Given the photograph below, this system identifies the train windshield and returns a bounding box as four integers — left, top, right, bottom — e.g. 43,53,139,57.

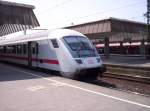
63,36,98,58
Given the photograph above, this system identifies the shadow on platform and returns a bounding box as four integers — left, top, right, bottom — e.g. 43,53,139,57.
0,62,56,82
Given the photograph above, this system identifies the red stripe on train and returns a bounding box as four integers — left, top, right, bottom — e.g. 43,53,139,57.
0,55,59,65
43,59,59,64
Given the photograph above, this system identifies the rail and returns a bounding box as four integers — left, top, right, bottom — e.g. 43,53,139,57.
102,64,150,84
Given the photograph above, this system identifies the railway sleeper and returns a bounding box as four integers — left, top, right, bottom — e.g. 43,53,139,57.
103,72,150,84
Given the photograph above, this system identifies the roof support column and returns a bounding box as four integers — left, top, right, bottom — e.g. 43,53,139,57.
146,0,150,59
104,37,109,58
140,39,145,56
120,41,124,54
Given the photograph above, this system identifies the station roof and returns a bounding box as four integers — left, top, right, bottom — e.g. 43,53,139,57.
65,17,147,42
0,1,40,36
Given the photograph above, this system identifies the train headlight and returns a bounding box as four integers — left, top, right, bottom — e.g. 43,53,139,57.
96,58,101,63
75,59,83,64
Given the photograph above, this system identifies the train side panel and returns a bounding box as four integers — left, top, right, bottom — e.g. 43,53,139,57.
31,39,60,71
53,38,78,78
0,43,28,65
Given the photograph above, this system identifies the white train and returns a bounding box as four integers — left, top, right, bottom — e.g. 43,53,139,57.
0,29,106,79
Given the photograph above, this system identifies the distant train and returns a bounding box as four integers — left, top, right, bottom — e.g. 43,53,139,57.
0,29,106,79
96,42,142,55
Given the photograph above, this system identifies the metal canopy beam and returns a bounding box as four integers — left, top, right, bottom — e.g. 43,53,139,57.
0,1,40,36
65,17,147,42
65,17,147,34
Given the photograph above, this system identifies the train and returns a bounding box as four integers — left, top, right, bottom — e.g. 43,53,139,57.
0,29,106,79
96,42,141,55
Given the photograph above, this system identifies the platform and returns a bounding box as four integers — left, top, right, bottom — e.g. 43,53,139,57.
0,62,150,111
101,55,150,68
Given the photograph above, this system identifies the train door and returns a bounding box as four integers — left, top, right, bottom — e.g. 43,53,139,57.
28,41,39,68
31,42,39,68
28,41,32,67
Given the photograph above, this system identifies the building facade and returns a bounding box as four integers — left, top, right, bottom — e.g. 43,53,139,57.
65,17,147,57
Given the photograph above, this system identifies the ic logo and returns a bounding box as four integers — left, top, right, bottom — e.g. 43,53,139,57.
87,59,94,64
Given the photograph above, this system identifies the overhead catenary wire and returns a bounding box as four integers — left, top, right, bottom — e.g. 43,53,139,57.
33,0,146,29
48,1,146,27
37,0,73,15
38,1,145,17
65,1,146,23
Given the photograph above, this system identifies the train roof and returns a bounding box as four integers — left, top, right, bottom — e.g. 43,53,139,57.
0,29,85,45
49,29,85,39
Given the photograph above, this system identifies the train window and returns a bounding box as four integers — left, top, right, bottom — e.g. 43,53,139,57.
3,46,6,53
5,46,8,53
32,47,36,54
51,39,59,48
17,45,19,54
32,44,36,54
36,43,39,54
63,36,98,58
31,42,38,54
9,46,12,53
64,36,93,51
12,45,16,54
0,46,3,53
23,44,27,54
6,46,11,53
21,45,23,54
17,45,22,54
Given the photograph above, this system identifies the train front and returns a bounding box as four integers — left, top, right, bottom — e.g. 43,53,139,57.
62,35,106,79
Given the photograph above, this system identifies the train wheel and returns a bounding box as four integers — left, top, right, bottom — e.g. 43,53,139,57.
77,71,99,80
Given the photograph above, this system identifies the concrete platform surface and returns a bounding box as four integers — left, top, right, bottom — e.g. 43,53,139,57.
0,63,150,111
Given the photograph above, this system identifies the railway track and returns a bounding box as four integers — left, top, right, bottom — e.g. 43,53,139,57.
101,64,150,84
102,72,150,84
93,64,150,96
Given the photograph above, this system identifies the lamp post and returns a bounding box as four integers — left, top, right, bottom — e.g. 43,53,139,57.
145,0,150,59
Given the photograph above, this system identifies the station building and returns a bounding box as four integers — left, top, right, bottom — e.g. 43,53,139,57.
65,17,147,57
0,1,39,36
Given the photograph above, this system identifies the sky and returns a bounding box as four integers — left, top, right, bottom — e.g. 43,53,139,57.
4,0,147,30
